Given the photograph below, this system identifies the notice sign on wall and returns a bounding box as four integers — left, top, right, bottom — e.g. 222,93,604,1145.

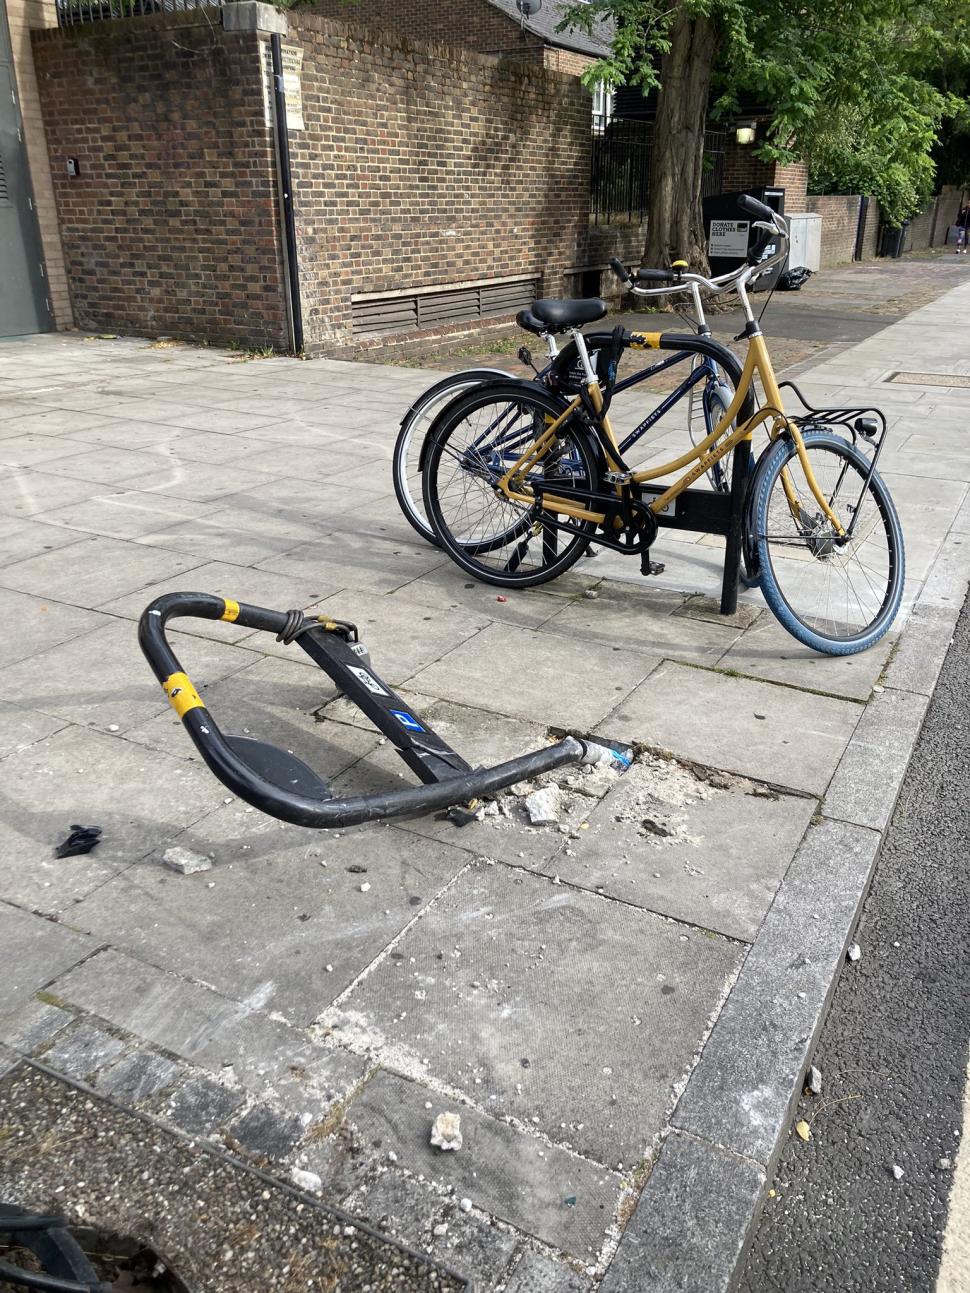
708,219,749,258
262,43,305,131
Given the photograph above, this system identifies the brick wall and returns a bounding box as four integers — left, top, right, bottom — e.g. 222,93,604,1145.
285,13,592,354
32,12,288,347
721,142,808,210
297,0,543,58
906,191,964,250
5,0,72,327
804,195,862,266
543,47,596,76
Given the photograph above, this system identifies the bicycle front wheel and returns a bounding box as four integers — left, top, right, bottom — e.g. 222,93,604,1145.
423,384,600,588
393,368,514,545
751,430,904,654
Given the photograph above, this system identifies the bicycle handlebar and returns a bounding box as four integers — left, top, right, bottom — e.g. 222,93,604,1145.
138,593,587,829
737,193,779,224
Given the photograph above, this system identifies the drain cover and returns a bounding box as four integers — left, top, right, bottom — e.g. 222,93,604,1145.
888,371,970,388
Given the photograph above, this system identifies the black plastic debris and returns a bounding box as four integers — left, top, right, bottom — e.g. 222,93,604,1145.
778,266,814,290
54,825,103,859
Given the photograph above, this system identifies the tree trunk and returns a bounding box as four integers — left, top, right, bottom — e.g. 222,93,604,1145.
643,6,718,272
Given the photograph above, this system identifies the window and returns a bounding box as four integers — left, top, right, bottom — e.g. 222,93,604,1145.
592,80,613,133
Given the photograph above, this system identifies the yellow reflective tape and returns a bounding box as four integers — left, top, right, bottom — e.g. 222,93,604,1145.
629,331,662,350
221,598,240,623
163,672,205,719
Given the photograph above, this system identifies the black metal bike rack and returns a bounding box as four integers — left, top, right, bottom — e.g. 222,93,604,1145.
138,593,587,829
639,332,758,616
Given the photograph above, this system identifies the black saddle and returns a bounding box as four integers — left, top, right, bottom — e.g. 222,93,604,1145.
529,298,608,333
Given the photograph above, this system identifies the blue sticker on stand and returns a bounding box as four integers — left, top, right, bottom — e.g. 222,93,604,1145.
390,709,425,733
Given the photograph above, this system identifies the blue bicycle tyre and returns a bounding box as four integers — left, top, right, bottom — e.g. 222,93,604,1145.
751,430,904,655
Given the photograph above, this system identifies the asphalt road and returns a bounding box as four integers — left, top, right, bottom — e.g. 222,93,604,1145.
740,588,970,1292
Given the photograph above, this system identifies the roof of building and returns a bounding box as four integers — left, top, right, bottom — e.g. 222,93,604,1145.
485,0,613,58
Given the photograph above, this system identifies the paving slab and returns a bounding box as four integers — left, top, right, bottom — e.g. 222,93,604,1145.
0,516,86,565
68,418,196,448
0,902,97,1013
0,586,109,671
345,1169,519,1289
503,1250,594,1293
391,564,584,630
119,461,285,503
540,580,741,665
408,622,658,730
0,724,224,914
342,1069,621,1259
96,558,343,641
611,661,861,796
672,817,880,1164
256,532,446,594
0,701,70,759
0,534,200,607
122,652,364,768
0,470,120,518
42,443,172,484
716,615,895,702
95,1047,181,1103
0,999,74,1053
821,686,929,833
39,489,211,540
162,1073,245,1135
50,948,367,1118
69,818,470,1025
42,1020,127,1082
547,755,816,942
882,602,959,697
0,618,259,734
321,862,742,1169
599,1131,765,1293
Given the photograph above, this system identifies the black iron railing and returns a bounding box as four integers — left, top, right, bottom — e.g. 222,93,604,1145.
591,122,727,224
56,0,221,27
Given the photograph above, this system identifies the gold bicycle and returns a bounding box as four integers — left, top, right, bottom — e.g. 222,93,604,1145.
422,196,904,656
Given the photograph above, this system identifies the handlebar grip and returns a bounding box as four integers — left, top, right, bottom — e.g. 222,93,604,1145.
636,268,675,284
609,257,633,285
738,193,778,224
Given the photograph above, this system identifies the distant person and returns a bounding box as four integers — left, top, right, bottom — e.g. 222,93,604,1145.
956,202,970,254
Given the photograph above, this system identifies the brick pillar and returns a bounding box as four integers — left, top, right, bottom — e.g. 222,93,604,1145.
5,0,73,327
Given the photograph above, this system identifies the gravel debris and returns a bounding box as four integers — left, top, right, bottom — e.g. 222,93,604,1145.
0,1067,465,1292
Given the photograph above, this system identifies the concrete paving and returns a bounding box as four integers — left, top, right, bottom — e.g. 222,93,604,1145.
1,263,969,1290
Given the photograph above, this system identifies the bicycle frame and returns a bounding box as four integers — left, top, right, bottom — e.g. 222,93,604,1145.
497,328,846,537
463,348,722,477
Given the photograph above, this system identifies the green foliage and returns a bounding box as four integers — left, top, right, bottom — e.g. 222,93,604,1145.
561,0,970,223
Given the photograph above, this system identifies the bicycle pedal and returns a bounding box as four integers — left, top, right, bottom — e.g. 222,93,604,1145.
643,560,666,576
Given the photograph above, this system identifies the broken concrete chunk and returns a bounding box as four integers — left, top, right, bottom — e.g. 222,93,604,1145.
290,1168,323,1193
891,1164,904,1180
430,1111,462,1151
524,785,561,827
806,1065,823,1095
162,846,212,875
847,943,862,963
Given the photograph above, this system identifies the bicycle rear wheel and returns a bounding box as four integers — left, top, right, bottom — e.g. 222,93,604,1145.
423,384,600,588
751,430,904,654
393,368,512,545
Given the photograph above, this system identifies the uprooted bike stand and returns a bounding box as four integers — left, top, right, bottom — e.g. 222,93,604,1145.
139,592,601,829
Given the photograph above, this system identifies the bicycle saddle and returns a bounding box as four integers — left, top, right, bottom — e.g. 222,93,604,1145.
530,298,608,332
515,308,547,335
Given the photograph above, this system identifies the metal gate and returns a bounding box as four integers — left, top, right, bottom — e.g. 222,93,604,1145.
0,5,54,337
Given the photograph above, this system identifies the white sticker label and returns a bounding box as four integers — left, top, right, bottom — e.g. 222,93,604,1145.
708,219,750,258
348,665,387,696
